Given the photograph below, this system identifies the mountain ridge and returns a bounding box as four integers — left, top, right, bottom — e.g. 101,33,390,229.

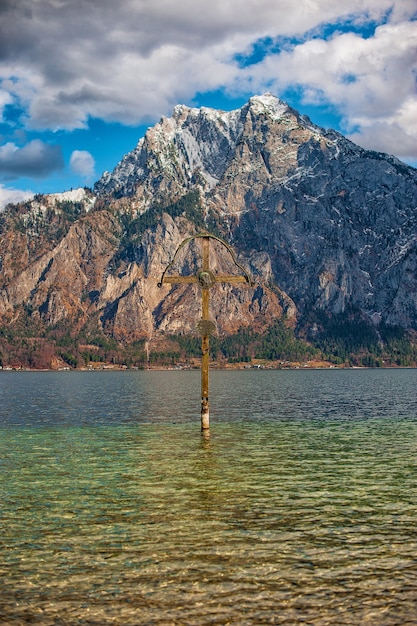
0,94,416,368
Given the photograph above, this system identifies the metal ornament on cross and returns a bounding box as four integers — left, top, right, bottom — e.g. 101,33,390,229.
158,233,253,431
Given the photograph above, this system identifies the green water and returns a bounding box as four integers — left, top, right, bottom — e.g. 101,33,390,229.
1,370,416,624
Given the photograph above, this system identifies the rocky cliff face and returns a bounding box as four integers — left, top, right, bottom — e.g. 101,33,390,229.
95,93,417,330
1,94,416,361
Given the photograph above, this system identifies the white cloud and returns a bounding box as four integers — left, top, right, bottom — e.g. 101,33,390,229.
0,0,416,160
347,93,417,162
1,0,413,124
0,140,64,179
240,20,417,159
70,150,95,179
0,184,33,210
348,122,417,162
0,89,13,119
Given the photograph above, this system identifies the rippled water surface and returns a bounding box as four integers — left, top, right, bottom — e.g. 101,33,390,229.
1,369,416,625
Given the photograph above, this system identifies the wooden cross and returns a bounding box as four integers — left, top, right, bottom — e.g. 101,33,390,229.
158,233,253,430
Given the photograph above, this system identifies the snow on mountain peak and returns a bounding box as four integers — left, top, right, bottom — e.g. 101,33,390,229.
93,94,306,200
249,93,289,119
172,103,198,121
48,188,89,203
45,187,96,211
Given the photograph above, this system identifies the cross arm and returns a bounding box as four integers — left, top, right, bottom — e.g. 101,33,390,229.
215,275,250,284
159,275,198,285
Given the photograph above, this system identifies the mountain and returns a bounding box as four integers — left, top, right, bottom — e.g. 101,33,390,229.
1,94,416,368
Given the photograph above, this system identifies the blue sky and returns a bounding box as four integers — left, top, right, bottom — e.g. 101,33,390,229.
0,0,416,208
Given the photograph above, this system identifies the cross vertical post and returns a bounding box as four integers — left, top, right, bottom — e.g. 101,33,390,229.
158,233,253,431
201,236,210,429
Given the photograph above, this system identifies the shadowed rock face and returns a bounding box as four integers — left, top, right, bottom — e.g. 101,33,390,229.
1,94,417,345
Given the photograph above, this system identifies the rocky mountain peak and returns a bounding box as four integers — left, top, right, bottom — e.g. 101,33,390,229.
94,93,327,207
1,94,416,369
247,92,290,118
91,93,417,333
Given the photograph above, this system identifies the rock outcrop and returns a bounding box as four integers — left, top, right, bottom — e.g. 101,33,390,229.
1,94,416,358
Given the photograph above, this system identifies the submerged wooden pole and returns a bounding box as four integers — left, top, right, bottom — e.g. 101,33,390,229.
201,237,210,430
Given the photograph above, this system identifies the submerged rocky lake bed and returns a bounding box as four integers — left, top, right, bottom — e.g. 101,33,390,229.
1,369,416,625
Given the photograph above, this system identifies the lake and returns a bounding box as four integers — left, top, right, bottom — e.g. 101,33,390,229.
1,369,416,625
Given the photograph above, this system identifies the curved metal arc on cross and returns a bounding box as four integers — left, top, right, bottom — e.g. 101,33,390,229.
157,233,254,288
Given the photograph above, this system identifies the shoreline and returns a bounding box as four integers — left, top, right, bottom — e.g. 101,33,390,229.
1,362,416,372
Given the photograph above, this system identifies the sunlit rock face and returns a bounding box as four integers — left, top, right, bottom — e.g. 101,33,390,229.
1,94,416,345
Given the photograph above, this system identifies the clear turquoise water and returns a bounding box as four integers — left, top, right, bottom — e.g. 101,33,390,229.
1,370,416,624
